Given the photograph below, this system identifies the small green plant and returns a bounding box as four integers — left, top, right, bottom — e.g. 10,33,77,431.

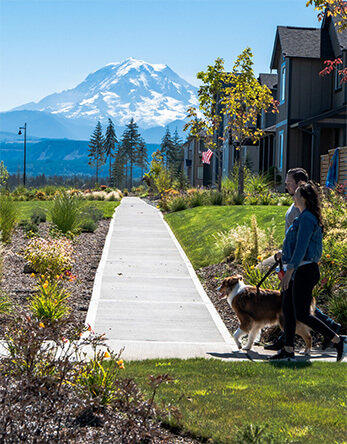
210,190,224,205
0,194,19,243
19,220,39,237
30,207,47,224
80,218,98,232
235,423,289,444
24,236,75,278
243,264,279,290
76,347,125,407
82,205,103,222
214,215,274,266
50,191,83,234
189,191,205,207
327,287,347,326
168,196,188,212
0,291,13,315
30,278,70,321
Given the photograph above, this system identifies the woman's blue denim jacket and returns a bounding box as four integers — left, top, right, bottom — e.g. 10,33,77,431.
282,208,322,271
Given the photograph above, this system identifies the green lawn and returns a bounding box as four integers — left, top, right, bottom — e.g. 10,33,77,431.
16,200,119,220
123,358,347,444
165,205,288,268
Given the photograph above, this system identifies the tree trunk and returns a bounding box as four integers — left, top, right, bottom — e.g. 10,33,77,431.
217,140,222,192
238,145,244,197
96,156,99,186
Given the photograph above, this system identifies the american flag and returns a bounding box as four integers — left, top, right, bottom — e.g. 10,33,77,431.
202,149,213,164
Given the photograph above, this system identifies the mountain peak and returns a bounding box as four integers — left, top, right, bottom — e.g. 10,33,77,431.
12,58,197,129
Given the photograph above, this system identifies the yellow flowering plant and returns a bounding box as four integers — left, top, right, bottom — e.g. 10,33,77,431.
30,277,70,321
24,236,75,279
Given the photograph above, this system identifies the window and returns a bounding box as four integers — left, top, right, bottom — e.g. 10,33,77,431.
278,130,284,172
280,61,286,103
197,166,203,180
198,139,204,153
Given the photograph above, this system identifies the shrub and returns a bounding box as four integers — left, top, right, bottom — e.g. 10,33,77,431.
19,220,39,237
0,194,19,243
327,287,347,326
214,215,276,266
50,191,83,233
24,236,75,278
0,241,3,279
189,191,205,207
30,278,70,321
243,264,279,290
30,207,47,224
80,219,98,232
168,196,188,212
82,205,104,223
210,190,224,205
35,190,46,200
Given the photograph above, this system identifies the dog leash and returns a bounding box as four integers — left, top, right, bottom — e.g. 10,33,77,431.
256,254,283,294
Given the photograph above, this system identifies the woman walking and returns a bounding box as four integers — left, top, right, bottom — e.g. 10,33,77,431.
269,182,346,362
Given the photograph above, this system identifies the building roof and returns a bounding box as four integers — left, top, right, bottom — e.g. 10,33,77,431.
259,73,277,89
270,26,334,69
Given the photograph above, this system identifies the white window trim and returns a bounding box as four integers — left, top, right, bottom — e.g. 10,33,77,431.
280,61,286,104
278,130,284,172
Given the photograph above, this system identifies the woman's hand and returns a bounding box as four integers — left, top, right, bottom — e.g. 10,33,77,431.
275,251,282,261
281,269,294,291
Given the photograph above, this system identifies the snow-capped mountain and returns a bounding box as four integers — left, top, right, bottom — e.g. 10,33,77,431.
13,58,198,129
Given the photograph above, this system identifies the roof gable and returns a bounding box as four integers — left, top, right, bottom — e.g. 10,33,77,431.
270,25,334,69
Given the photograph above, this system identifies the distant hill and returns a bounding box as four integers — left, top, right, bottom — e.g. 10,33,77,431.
0,110,187,144
0,139,160,178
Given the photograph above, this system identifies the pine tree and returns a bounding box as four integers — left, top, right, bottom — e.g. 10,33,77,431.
160,126,174,169
104,119,118,186
120,119,145,189
88,121,105,185
111,144,126,189
171,128,183,176
137,139,149,179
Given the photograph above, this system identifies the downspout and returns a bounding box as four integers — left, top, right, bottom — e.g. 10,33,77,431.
286,58,292,174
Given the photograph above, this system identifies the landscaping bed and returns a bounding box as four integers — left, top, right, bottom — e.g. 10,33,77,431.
1,220,111,335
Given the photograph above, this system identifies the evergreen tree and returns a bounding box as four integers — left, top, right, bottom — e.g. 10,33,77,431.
111,144,126,189
88,121,105,185
160,126,174,169
137,139,149,179
171,128,184,176
120,118,145,189
104,118,118,186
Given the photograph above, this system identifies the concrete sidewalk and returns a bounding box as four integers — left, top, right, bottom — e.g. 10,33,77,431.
85,197,340,362
86,197,236,360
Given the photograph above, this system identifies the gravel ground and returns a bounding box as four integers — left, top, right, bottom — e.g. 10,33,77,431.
0,220,200,444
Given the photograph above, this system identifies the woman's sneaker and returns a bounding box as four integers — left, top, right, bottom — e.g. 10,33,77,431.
335,336,347,362
268,349,296,362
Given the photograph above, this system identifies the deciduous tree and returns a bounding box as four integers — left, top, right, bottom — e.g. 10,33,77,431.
223,47,278,196
184,58,227,191
307,0,347,82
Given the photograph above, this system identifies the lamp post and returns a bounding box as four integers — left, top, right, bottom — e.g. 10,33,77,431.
18,123,27,187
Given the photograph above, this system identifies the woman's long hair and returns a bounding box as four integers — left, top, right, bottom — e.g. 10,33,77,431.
297,181,324,230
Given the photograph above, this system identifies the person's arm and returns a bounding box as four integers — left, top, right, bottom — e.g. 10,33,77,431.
286,214,316,271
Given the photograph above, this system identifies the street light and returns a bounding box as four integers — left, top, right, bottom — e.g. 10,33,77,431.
18,123,27,187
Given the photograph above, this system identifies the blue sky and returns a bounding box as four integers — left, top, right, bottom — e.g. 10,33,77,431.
0,0,321,112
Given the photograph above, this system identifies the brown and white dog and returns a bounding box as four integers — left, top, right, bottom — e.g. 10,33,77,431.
218,274,312,353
